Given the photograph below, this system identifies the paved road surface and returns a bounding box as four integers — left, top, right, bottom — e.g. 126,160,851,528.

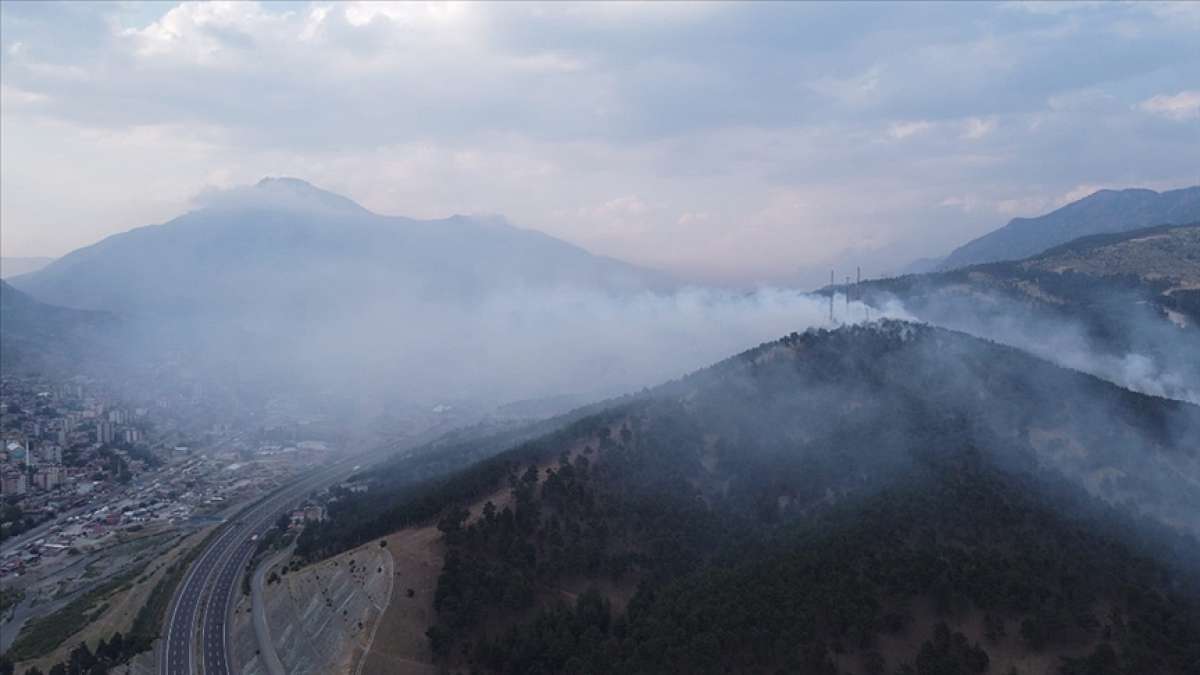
159,453,374,675
160,428,447,675
161,518,247,675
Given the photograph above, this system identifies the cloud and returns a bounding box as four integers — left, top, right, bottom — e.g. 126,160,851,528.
1,2,1198,284
1057,183,1106,205
121,2,277,64
888,120,934,140
961,117,997,140
1138,91,1200,121
0,85,49,106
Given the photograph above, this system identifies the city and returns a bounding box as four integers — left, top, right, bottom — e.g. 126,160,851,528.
0,372,339,669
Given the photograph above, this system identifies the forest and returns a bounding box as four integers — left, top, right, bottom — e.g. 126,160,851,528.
300,322,1200,674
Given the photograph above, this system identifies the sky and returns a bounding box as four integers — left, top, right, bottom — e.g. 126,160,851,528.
2,1,1198,287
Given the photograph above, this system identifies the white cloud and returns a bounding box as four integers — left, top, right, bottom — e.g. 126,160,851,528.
1138,90,1200,121
121,1,282,65
1,1,1197,285
339,1,472,29
961,117,997,140
938,196,979,213
1000,1,1105,16
1057,183,1105,206
809,65,883,108
0,85,49,106
888,120,933,140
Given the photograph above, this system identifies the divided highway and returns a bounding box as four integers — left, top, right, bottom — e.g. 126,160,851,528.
159,456,366,675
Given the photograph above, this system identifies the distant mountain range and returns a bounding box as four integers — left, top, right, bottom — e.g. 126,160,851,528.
9,177,669,316
872,222,1200,322
930,186,1200,271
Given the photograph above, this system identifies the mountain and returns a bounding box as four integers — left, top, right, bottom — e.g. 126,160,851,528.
0,257,54,279
936,186,1200,271
294,321,1200,675
0,280,115,373
843,223,1200,405
10,177,669,316
5,178,677,405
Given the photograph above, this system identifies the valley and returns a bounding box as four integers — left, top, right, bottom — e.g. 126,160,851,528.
6,183,1200,675
4,7,1199,671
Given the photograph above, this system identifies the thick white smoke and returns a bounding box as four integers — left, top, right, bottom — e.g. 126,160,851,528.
286,287,889,407
872,294,1200,406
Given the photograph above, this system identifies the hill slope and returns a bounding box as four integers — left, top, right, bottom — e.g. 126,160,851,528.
11,177,668,316
296,321,1200,675
0,280,116,372
938,186,1200,270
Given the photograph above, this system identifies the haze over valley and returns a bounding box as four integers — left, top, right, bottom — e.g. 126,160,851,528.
2,3,1199,675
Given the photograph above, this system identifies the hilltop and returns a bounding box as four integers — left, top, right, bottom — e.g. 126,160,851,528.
293,321,1200,674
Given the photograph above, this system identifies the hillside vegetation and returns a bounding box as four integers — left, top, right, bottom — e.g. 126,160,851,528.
841,223,1200,405
299,322,1200,675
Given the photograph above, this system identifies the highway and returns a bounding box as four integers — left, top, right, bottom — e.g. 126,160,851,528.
159,456,366,675
159,423,459,675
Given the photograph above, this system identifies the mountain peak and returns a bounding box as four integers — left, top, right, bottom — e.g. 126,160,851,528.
255,176,320,192
196,177,370,215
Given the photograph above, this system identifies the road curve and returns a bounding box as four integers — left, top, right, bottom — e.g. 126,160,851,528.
161,517,246,675
160,454,370,675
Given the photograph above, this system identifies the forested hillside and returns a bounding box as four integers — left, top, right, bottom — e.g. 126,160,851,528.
859,223,1200,331
838,223,1200,405
298,321,1200,674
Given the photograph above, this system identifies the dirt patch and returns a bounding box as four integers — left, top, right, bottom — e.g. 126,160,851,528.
357,527,442,675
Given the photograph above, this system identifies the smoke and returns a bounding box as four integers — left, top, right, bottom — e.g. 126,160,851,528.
115,264,1200,417
869,290,1200,406
277,286,891,407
